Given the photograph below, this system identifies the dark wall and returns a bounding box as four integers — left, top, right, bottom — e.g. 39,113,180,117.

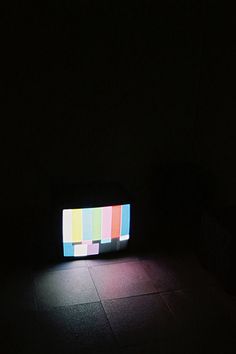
193,2,236,208
4,1,233,265
192,3,236,290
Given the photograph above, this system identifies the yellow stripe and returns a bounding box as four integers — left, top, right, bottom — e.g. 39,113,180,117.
72,209,82,243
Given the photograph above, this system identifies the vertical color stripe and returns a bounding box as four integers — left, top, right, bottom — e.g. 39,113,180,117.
63,209,72,243
111,205,121,239
92,207,102,241
72,209,82,243
102,206,112,241
121,204,130,236
83,208,92,241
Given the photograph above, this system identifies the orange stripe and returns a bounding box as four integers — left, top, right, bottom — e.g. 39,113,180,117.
111,205,121,239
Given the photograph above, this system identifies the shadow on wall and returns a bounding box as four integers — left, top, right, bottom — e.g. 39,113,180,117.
148,161,214,251
146,161,236,294
199,206,236,294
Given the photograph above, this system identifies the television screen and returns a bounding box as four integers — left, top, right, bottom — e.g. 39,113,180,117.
62,204,130,257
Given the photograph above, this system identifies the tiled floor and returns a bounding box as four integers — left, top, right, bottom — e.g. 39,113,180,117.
103,293,174,346
1,251,236,354
34,267,99,309
90,261,156,300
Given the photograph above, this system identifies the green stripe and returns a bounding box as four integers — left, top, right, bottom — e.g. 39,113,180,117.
92,207,101,241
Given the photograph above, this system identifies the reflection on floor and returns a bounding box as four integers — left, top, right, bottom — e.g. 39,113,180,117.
1,251,236,354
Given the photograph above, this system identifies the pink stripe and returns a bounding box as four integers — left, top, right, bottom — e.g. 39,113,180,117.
102,206,112,240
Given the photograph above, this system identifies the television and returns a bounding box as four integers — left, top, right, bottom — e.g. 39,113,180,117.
62,204,130,257
51,181,132,260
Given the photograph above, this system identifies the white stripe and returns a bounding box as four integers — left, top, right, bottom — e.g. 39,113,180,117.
62,209,73,243
120,235,129,241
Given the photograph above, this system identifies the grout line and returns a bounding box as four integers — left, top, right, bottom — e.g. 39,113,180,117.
88,266,121,348
100,300,121,348
87,266,101,302
101,291,158,303
100,289,183,303
33,285,217,313
38,290,173,311
98,284,215,303
159,293,177,319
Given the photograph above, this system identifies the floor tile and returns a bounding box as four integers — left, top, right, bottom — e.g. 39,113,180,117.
103,293,174,346
36,302,117,353
89,261,156,300
161,288,236,354
34,267,99,310
66,302,116,349
141,253,217,292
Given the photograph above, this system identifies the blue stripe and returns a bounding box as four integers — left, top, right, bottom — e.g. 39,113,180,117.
121,204,130,236
63,243,74,257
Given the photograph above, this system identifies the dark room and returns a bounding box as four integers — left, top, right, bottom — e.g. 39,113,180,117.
1,1,236,353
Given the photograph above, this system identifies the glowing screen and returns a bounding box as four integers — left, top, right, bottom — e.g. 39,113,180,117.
63,204,130,257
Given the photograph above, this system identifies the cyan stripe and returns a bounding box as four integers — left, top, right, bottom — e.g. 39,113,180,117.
63,243,74,257
121,204,130,236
